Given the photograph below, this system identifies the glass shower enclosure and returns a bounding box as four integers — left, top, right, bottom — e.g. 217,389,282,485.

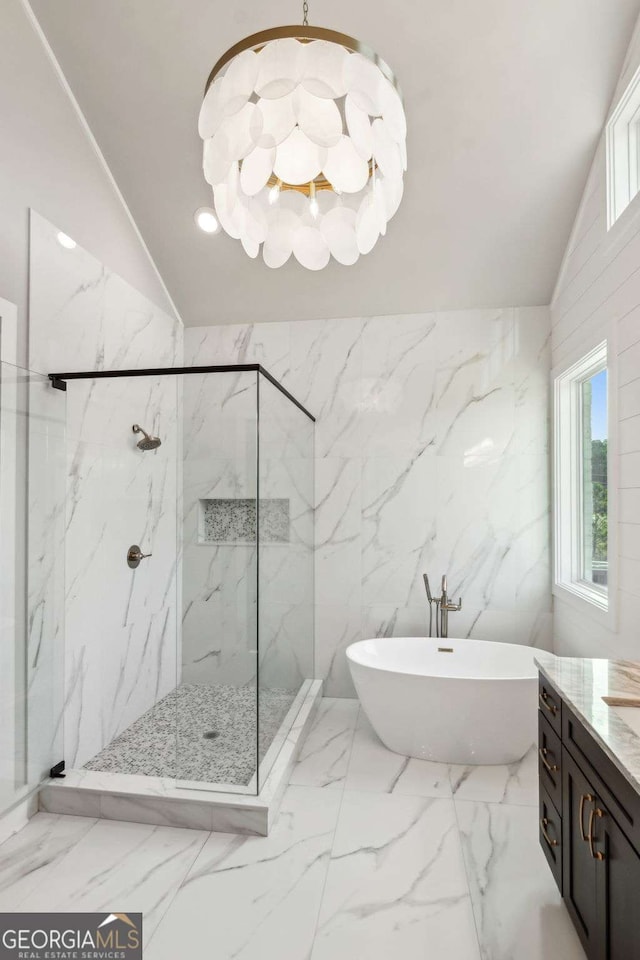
0,362,314,811
0,361,66,819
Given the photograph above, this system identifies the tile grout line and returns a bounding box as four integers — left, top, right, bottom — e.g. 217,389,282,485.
450,795,484,959
306,703,361,958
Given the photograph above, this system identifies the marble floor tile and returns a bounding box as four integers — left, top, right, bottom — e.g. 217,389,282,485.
288,698,359,789
311,790,481,960
345,712,451,797
145,785,342,960
448,743,538,806
4,817,207,941
456,800,586,960
0,813,97,910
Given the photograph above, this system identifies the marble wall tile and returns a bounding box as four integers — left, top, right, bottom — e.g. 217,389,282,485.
359,313,437,457
315,459,362,609
29,213,183,771
184,320,292,382
288,317,364,458
182,365,314,717
361,451,437,607
186,306,552,697
314,605,361,697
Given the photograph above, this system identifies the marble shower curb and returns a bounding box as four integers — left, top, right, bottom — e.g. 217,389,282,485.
39,680,323,835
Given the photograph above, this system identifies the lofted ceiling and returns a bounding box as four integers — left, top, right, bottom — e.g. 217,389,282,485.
29,0,640,326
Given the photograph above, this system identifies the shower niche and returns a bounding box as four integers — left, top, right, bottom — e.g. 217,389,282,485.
15,213,318,833
199,498,290,544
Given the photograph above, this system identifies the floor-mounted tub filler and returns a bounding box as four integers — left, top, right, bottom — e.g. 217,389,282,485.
347,636,539,765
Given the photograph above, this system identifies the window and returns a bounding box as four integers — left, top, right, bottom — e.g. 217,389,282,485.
553,341,613,617
581,368,608,587
607,64,640,227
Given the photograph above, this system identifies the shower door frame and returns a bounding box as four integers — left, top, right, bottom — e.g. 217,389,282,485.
49,363,315,798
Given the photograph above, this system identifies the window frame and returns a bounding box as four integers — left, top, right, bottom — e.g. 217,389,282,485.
552,336,617,628
607,62,640,229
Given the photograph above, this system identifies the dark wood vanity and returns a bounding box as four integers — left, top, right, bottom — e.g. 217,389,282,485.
538,671,640,959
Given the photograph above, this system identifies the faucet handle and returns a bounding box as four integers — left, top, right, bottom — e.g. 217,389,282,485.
423,573,433,603
452,597,462,612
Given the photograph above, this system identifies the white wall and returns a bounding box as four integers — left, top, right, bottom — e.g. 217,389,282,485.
551,17,640,660
0,0,177,366
186,306,551,697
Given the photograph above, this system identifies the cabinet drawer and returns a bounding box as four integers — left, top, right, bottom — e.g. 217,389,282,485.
540,784,562,893
538,675,562,735
538,712,562,814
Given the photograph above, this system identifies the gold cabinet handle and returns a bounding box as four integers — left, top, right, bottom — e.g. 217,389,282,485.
588,807,606,861
540,817,558,848
539,746,559,775
579,793,595,841
539,691,558,716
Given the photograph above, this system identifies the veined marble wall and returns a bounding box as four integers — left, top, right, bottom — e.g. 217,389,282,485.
181,370,314,702
185,307,551,697
182,371,258,689
29,212,183,768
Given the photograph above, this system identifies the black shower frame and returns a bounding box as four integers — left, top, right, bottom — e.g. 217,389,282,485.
48,364,315,423
48,362,315,795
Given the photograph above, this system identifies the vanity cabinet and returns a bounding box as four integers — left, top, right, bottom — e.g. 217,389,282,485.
538,672,640,960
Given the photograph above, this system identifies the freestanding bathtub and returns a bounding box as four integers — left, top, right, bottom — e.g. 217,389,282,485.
346,636,539,765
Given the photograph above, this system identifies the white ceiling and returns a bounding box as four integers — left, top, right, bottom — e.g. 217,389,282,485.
30,0,640,326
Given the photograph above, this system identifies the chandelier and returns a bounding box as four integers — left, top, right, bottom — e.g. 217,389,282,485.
198,2,407,270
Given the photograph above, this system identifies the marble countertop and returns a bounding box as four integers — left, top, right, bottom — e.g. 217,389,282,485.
535,654,640,795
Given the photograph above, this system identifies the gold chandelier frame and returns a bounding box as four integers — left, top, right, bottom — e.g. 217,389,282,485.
204,24,403,101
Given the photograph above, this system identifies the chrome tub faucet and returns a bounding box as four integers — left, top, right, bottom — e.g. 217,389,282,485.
423,573,462,639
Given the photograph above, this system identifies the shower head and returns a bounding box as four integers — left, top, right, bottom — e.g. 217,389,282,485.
132,424,161,451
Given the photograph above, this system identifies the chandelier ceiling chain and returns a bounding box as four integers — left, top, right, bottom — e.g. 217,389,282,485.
198,14,407,269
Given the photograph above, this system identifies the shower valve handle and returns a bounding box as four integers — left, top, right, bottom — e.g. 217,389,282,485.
127,544,152,569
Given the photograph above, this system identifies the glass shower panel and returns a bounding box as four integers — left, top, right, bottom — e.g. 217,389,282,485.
65,373,180,779
179,370,259,793
0,363,66,817
257,373,314,789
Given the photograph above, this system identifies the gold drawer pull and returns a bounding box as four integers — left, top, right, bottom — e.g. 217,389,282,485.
579,793,595,841
540,817,558,848
539,691,558,716
539,746,559,775
588,807,606,861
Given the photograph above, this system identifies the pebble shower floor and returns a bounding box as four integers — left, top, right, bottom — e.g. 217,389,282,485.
84,682,296,785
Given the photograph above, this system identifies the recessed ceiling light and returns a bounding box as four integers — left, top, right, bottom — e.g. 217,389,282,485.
56,231,77,249
194,207,219,234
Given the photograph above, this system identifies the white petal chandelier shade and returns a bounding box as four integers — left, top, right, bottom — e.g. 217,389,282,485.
198,25,407,270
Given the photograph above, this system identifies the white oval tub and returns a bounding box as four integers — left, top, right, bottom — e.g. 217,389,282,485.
346,636,539,765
